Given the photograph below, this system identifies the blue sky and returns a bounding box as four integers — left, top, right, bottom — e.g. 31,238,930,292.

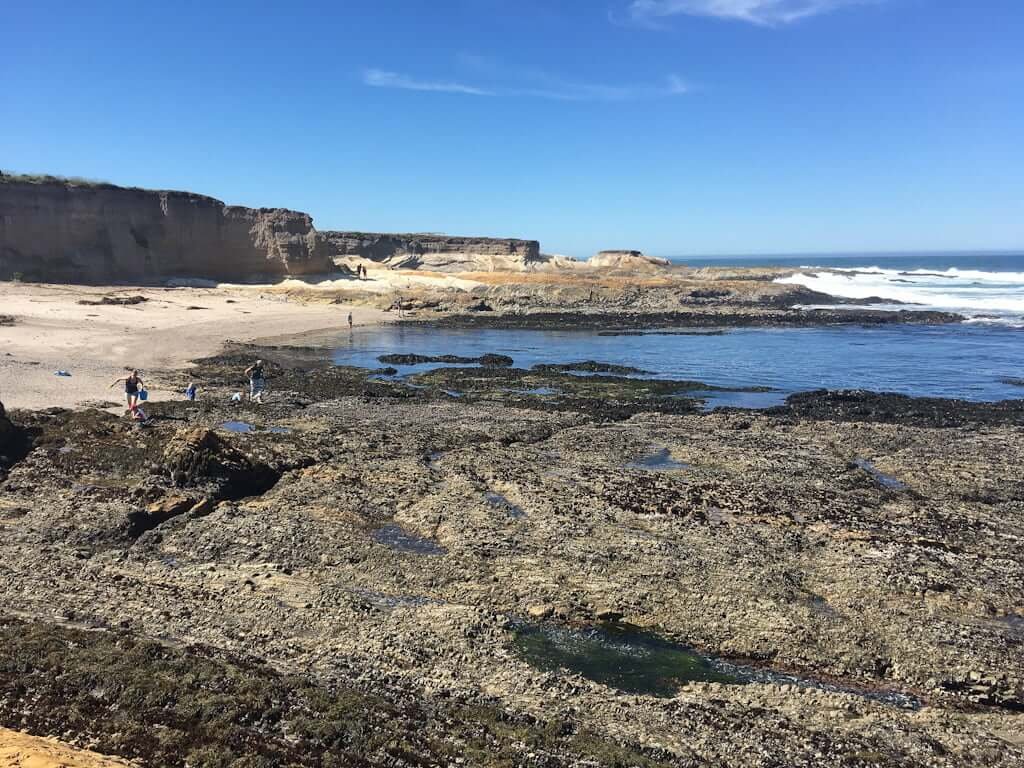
4,0,1023,257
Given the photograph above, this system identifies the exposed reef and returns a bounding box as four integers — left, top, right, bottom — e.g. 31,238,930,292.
420,308,964,330
1,350,1022,766
378,353,514,367
532,360,651,375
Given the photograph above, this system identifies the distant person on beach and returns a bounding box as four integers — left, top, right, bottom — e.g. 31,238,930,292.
185,382,197,401
245,359,266,404
347,311,353,330
110,369,144,415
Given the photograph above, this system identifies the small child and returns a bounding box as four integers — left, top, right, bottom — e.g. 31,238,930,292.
185,382,197,401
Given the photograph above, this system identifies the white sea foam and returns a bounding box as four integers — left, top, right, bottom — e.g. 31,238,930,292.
819,266,1024,282
776,267,1024,319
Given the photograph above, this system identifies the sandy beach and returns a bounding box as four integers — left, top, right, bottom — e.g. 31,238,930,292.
0,282,390,411
0,727,136,767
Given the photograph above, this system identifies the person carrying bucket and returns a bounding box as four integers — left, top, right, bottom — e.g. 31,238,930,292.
110,369,145,416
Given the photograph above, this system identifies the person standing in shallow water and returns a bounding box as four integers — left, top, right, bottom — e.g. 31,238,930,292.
347,311,353,330
245,359,266,404
110,369,144,415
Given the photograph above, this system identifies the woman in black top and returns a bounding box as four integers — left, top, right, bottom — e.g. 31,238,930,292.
110,369,144,414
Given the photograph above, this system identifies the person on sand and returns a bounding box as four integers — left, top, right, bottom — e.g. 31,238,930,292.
347,311,353,330
245,359,266,404
185,382,197,401
110,369,144,415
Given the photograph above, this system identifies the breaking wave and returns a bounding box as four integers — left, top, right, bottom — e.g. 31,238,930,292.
775,266,1024,321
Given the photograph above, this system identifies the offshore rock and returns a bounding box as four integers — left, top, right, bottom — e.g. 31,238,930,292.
0,176,333,283
377,353,514,367
589,250,671,271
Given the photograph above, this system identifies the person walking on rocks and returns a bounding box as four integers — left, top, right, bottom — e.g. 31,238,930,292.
110,369,144,415
245,359,266,404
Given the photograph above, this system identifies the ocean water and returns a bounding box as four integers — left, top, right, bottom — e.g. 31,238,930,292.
672,251,1024,273
333,324,1024,402
680,251,1024,325
331,252,1024,403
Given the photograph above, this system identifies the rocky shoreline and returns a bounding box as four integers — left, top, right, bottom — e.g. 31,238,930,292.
414,307,965,331
1,348,1022,766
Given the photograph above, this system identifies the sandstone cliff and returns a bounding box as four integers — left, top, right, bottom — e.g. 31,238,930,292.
0,175,333,283
321,231,542,272
588,250,671,272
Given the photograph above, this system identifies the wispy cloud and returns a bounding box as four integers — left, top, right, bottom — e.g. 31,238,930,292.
626,0,869,27
362,69,492,96
363,64,690,101
514,73,690,101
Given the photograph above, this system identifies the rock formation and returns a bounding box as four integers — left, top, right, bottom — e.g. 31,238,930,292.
0,173,686,282
0,175,333,283
321,231,541,272
0,401,31,474
589,250,671,271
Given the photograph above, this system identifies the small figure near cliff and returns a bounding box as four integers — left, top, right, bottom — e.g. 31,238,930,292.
245,360,266,404
185,382,198,401
110,369,144,415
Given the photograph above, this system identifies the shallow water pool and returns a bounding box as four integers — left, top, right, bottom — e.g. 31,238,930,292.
333,325,1024,402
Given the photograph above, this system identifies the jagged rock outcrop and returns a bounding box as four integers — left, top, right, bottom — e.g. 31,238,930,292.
321,231,541,272
0,176,334,283
0,401,32,473
589,250,671,271
162,427,280,499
